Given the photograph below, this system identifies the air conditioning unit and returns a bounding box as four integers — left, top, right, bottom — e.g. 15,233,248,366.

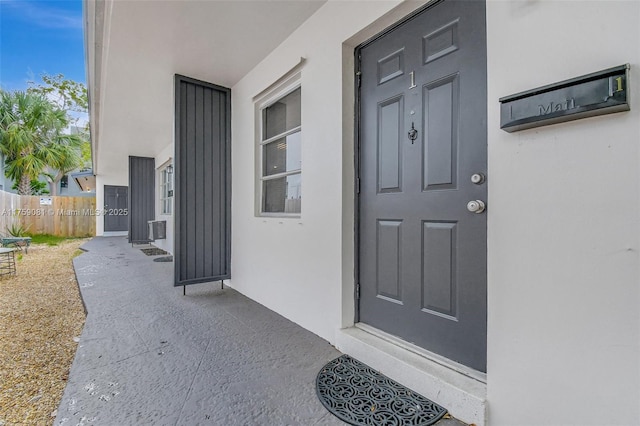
148,220,167,241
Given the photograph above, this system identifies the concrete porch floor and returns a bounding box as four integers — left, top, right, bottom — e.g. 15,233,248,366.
56,237,465,425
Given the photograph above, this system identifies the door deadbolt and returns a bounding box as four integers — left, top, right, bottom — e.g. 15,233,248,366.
471,173,485,184
467,200,486,214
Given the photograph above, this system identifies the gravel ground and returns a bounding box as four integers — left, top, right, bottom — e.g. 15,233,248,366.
0,240,87,425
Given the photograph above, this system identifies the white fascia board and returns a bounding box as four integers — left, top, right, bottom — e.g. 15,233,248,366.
84,0,113,176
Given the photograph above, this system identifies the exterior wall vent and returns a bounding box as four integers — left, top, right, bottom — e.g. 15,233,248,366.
148,220,167,241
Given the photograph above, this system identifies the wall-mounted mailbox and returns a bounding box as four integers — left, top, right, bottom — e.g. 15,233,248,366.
500,64,630,132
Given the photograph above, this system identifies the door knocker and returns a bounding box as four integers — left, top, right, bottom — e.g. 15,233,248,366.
408,122,418,144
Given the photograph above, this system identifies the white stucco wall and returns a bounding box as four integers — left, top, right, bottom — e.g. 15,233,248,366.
229,1,414,343
486,1,640,425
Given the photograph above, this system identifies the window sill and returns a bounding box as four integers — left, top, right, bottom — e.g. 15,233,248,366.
259,213,301,219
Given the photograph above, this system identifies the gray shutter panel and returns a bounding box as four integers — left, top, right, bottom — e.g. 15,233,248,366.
174,75,231,286
128,156,155,243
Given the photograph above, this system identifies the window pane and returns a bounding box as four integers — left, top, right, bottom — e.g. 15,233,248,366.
263,87,301,140
263,131,301,177
163,199,171,215
262,174,301,214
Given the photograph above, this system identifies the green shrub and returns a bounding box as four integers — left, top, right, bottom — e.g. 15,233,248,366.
7,223,31,237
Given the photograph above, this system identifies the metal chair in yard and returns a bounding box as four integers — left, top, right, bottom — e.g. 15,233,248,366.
0,233,31,254
0,247,16,276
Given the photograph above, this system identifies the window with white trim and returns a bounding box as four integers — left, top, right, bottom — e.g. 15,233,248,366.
160,165,173,215
259,86,301,215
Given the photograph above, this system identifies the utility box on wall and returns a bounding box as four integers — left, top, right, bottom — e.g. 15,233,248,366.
148,220,166,241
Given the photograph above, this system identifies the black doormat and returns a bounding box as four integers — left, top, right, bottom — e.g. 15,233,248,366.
316,355,447,426
153,256,173,262
141,248,167,256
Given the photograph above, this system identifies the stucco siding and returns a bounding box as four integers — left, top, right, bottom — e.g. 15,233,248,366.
486,1,640,424
229,0,407,344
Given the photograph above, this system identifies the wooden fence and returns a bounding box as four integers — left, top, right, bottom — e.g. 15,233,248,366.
0,191,22,234
0,191,96,237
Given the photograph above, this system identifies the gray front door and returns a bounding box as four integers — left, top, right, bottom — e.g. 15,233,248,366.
358,0,487,372
104,185,128,232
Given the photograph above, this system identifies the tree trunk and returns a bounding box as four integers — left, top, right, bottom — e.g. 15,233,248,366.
48,178,59,196
18,174,32,195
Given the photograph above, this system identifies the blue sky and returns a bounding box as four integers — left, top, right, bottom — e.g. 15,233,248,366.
0,0,85,91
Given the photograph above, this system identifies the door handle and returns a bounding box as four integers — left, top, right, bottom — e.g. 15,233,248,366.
467,200,486,214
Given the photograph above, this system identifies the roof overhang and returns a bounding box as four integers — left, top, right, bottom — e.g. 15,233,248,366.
83,0,326,176
71,169,96,192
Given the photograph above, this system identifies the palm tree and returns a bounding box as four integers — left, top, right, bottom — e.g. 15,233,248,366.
0,90,83,195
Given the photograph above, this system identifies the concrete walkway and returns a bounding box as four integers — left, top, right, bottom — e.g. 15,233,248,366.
56,237,463,425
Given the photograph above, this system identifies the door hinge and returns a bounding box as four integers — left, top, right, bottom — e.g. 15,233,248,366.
355,283,361,300
356,71,362,88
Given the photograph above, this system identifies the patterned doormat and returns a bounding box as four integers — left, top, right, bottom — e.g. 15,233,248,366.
316,355,447,426
141,248,167,256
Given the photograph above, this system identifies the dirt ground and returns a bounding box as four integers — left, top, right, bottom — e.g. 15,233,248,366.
0,240,87,425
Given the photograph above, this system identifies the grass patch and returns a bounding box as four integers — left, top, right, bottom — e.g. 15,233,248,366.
27,234,77,246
